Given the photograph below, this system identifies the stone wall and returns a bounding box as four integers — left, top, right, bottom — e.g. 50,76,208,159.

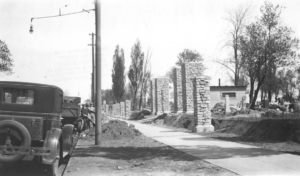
182,62,204,113
193,77,214,133
155,77,170,114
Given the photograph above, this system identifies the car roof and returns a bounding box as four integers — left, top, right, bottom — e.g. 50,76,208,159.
0,81,63,92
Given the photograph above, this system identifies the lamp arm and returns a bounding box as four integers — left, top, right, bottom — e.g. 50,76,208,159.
30,9,94,22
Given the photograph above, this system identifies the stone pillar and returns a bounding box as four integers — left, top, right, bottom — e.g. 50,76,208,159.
193,77,214,133
117,103,120,118
112,104,114,117
120,102,125,119
103,101,106,112
151,79,156,114
150,80,154,113
182,62,203,113
155,77,170,115
125,100,131,119
173,67,183,113
225,95,230,113
106,105,109,115
114,104,117,118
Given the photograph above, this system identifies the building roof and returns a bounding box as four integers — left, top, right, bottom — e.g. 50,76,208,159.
210,86,246,91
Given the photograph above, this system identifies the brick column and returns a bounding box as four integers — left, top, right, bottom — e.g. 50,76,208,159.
155,77,170,115
193,77,214,133
103,101,106,113
182,62,204,114
120,102,125,119
151,79,156,114
125,100,131,119
106,104,109,115
173,67,183,113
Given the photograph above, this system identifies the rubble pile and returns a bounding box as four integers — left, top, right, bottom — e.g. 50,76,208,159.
211,102,225,115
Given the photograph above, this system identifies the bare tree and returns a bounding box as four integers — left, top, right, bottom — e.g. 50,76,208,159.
138,49,152,109
216,4,252,85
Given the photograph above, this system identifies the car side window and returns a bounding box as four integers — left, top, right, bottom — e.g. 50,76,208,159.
3,88,35,105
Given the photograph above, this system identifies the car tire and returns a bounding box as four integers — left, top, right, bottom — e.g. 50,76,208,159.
77,121,83,133
0,120,31,163
47,140,60,176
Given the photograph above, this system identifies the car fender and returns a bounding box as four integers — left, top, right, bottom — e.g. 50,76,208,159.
42,128,62,165
62,124,74,156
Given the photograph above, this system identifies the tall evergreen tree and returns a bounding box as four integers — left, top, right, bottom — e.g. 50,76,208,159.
112,45,126,103
128,39,144,110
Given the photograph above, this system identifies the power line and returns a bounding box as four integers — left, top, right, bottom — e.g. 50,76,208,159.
13,57,48,80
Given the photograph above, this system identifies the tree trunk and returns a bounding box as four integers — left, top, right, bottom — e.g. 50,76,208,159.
260,88,264,101
139,88,143,110
234,45,239,86
234,73,239,86
268,89,272,102
249,80,255,104
250,76,266,109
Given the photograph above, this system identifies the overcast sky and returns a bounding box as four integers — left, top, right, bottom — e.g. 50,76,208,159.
1,0,300,101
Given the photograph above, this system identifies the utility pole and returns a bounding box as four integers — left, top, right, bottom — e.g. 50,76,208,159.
88,33,95,104
95,0,102,145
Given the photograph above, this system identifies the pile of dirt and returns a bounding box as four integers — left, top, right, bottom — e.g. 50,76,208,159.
215,119,300,143
129,111,145,120
211,102,225,115
152,113,197,132
85,120,142,141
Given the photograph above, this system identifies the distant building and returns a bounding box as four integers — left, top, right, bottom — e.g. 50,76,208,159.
210,86,247,108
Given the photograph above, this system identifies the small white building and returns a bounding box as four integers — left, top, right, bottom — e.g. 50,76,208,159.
210,86,247,108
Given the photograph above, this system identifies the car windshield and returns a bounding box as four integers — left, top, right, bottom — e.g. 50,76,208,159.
3,88,35,105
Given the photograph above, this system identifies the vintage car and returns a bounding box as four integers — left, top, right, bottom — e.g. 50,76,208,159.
0,81,74,176
61,96,84,132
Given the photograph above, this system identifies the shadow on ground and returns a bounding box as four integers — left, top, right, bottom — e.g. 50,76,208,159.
72,145,199,161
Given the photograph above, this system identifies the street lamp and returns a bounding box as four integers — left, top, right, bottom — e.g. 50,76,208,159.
29,5,102,145
29,25,34,34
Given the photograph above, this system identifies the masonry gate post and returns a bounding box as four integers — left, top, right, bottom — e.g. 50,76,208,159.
182,62,203,114
173,67,183,113
155,77,170,115
120,102,125,119
125,100,131,119
193,77,214,133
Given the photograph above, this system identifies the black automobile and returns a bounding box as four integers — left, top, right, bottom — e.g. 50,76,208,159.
0,81,74,176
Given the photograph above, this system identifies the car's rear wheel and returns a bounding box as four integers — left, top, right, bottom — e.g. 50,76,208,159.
0,120,31,163
77,120,83,133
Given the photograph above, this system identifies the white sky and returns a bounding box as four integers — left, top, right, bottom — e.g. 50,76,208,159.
1,0,300,101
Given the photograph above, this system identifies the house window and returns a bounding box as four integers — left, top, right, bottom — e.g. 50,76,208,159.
222,92,236,98
3,88,35,105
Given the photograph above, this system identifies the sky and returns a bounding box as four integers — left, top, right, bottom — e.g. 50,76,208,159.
1,0,300,101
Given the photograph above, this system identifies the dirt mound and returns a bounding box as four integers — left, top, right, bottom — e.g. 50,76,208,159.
85,120,142,141
216,119,300,143
129,111,145,120
152,113,197,132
